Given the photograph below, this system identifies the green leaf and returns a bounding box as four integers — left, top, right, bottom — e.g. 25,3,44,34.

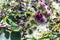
6,18,18,27
57,33,60,37
8,15,16,22
39,36,50,40
27,29,33,34
31,25,37,30
31,37,36,40
10,27,23,32
6,15,23,31
21,38,26,40
25,12,33,15
4,31,9,39
39,38,50,40
11,32,21,40
3,17,6,22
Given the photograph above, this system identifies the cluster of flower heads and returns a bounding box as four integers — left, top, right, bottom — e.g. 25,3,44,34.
0,0,60,40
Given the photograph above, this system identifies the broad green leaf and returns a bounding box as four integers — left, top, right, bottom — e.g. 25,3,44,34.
21,38,26,40
6,18,18,27
11,32,21,40
3,17,6,22
6,15,23,31
4,31,9,39
25,12,33,15
31,37,36,40
10,27,23,32
40,38,50,40
8,15,16,22
27,29,33,34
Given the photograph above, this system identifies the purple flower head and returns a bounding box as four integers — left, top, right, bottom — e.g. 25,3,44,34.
35,13,45,22
39,13,43,18
18,22,24,26
56,30,59,32
44,9,49,13
46,10,51,15
44,10,51,16
20,4,24,8
35,12,40,20
0,13,5,17
39,17,45,22
46,26,49,29
38,2,46,6
5,26,10,29
47,13,51,16
19,2,24,8
58,0,60,3
19,2,24,11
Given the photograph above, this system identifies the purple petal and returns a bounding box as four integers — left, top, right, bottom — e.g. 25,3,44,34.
0,13,5,17
14,7,18,11
46,26,49,29
39,13,43,18
19,2,24,8
39,17,45,22
21,4,24,8
38,2,46,6
47,13,51,16
18,22,24,26
56,30,59,32
45,19,48,23
44,10,51,16
39,14,45,22
58,0,60,2
0,26,10,29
